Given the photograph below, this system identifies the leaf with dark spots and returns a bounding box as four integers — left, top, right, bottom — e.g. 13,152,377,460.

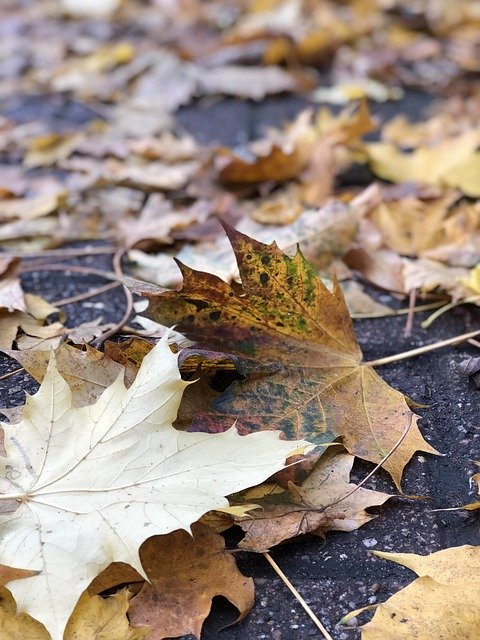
141,226,438,488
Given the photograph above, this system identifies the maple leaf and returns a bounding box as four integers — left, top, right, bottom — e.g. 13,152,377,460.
232,449,392,552
128,522,254,639
0,335,310,639
143,227,437,487
357,546,480,639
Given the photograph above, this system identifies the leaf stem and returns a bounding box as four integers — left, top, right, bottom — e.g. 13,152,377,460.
366,329,480,367
263,552,333,640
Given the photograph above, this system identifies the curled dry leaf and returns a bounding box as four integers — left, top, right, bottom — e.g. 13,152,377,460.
0,335,311,639
233,449,392,552
128,522,254,639
142,227,437,488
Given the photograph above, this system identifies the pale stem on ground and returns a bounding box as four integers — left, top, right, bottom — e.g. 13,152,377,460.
366,329,480,367
263,551,334,640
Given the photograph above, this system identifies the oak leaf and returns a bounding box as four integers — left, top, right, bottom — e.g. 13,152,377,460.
359,546,480,639
128,522,254,639
142,227,437,487
0,335,310,639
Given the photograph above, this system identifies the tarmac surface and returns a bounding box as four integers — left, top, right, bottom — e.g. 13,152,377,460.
1,90,479,639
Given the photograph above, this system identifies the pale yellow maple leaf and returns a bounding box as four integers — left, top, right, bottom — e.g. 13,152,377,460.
0,335,311,640
357,546,480,639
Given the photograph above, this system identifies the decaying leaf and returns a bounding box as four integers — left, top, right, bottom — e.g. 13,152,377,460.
359,546,480,639
0,335,311,639
233,449,392,552
128,523,254,639
142,227,437,487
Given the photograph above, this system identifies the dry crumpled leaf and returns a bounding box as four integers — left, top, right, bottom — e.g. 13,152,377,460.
129,197,356,288
0,293,65,350
141,227,437,487
0,335,310,639
233,449,391,552
128,522,254,639
359,546,480,639
215,102,374,194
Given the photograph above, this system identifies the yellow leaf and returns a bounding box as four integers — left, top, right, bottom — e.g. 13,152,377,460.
65,591,148,640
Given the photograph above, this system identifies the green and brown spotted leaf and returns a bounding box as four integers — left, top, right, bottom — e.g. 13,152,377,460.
142,227,437,488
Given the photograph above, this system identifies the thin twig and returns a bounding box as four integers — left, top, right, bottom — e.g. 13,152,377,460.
366,329,480,367
52,281,121,306
19,263,120,282
421,295,480,329
350,300,445,319
468,338,480,349
403,288,416,338
5,246,116,260
91,250,133,347
322,420,412,510
0,367,24,381
263,552,333,640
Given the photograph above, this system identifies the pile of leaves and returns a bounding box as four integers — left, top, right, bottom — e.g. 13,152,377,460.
0,0,479,638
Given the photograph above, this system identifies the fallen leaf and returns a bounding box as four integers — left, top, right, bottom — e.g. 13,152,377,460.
190,64,305,101
142,227,437,487
128,522,254,638
0,257,26,313
23,132,85,169
0,587,50,640
234,449,392,552
0,193,65,222
64,590,148,640
459,263,480,295
402,258,469,298
365,130,480,193
3,342,124,406
0,335,311,639
359,546,480,639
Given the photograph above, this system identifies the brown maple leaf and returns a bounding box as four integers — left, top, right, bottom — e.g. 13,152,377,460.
128,523,254,639
141,226,437,488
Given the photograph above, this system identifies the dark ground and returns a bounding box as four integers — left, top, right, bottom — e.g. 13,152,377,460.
1,91,479,639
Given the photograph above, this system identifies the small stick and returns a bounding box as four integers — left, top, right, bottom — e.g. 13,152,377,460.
52,281,121,306
0,367,24,381
19,263,120,282
366,329,480,367
351,300,445,319
6,246,116,260
92,250,133,347
403,288,416,338
421,295,480,329
263,552,333,640
468,338,480,349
